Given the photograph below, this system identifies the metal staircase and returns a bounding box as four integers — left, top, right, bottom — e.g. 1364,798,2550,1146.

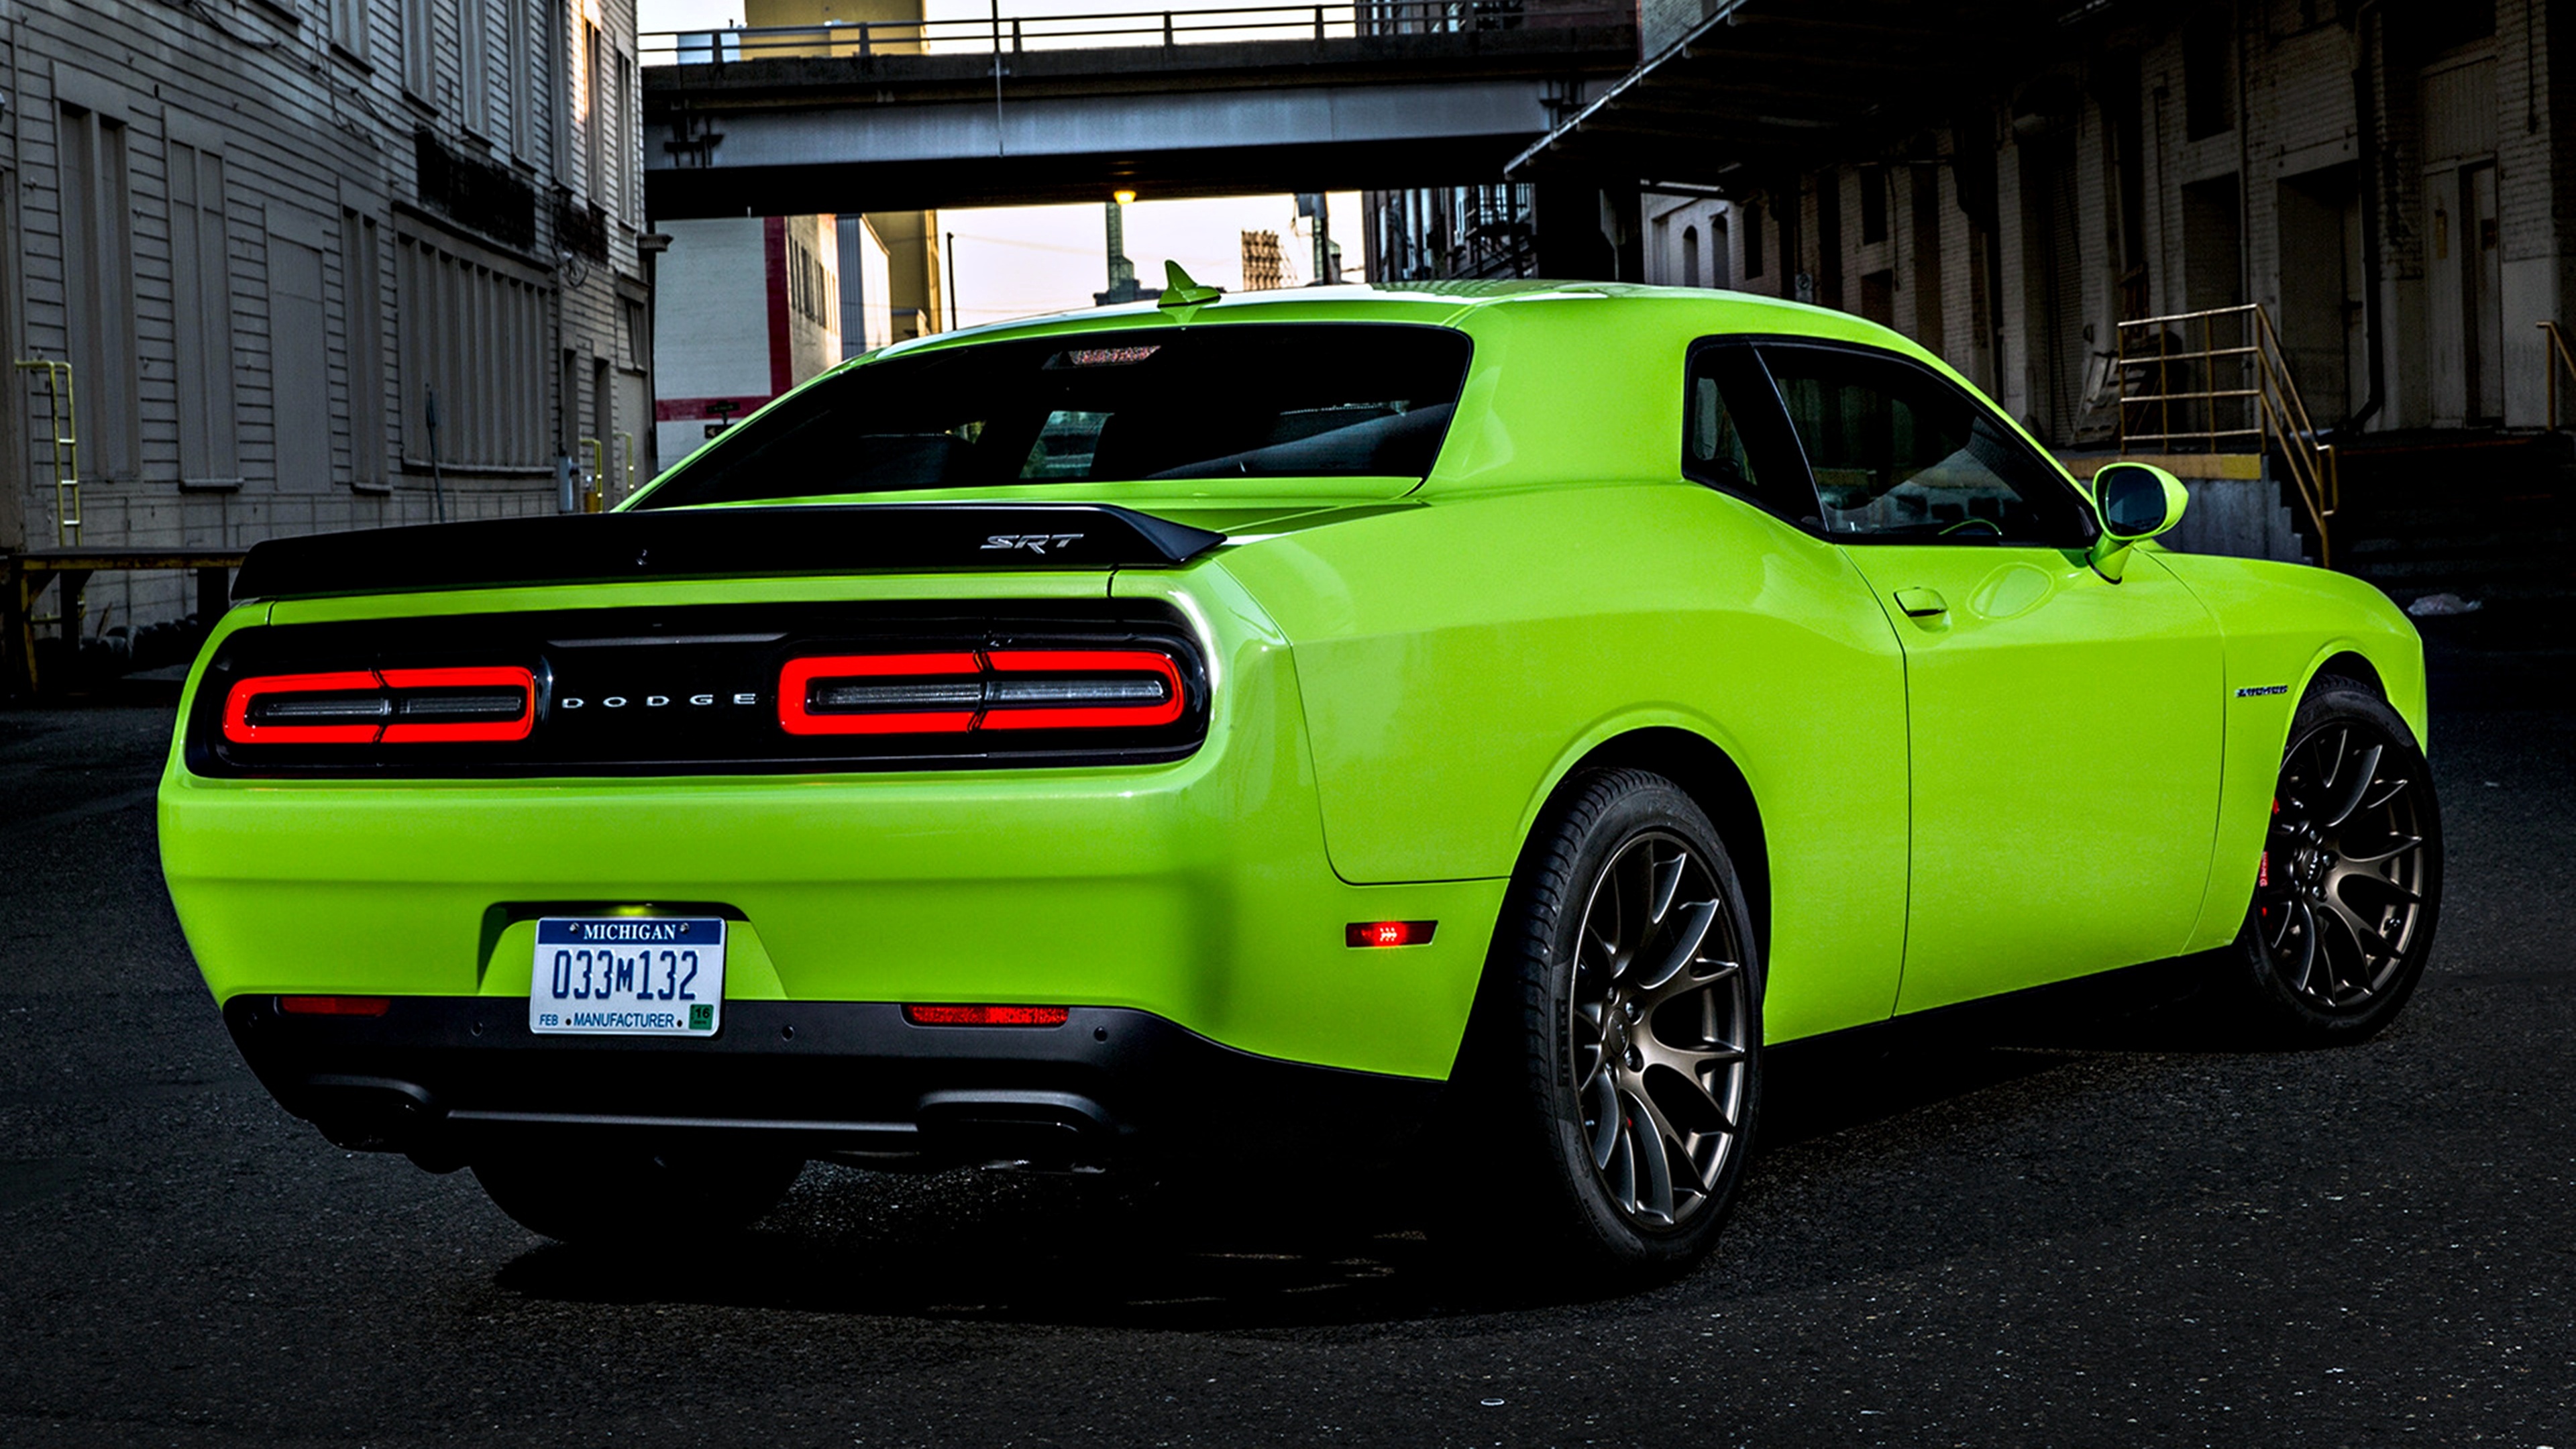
2112,303,2339,566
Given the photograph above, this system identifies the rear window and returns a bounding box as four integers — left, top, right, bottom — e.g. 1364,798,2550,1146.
636,323,1472,508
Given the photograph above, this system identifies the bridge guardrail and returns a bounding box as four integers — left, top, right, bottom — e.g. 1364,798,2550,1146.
643,1,1631,66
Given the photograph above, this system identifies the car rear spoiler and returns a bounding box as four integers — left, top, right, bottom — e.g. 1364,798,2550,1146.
227,504,1228,603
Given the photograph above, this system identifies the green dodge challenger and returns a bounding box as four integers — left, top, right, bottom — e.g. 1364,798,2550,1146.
160,278,2440,1279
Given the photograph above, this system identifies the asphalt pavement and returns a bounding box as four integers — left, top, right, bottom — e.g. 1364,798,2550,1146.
2,615,2570,1447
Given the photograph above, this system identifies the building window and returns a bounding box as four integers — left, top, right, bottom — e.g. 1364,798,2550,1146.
582,20,603,201
2184,7,2233,140
598,41,620,223
168,140,239,484
787,233,837,328
506,0,533,158
1743,199,1764,278
619,52,639,227
402,0,434,99
331,0,368,60
462,0,492,133
1860,166,1889,244
1681,225,1700,288
396,232,551,470
58,104,140,482
342,212,388,487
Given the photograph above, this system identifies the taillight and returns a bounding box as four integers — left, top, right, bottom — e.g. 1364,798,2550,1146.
224,667,535,746
780,649,1185,736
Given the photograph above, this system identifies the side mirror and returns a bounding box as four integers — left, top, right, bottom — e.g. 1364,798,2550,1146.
2088,461,2189,581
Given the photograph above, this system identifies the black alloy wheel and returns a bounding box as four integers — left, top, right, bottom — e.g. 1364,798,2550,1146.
2226,674,2441,1042
1460,768,1762,1283
1568,830,1756,1232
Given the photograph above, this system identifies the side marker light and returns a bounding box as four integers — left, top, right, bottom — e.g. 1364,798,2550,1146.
1346,921,1437,948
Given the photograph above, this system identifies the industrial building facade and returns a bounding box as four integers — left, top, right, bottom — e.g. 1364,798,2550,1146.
1562,1,2575,454
1,0,649,637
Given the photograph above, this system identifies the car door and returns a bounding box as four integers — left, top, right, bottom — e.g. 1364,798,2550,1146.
1753,342,2226,1014
1677,341,1913,1036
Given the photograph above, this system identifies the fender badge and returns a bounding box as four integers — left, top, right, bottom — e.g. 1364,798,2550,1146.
2234,684,2290,698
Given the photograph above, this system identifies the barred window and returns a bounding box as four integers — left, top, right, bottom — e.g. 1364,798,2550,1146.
396,231,551,470
168,140,239,484
58,103,140,481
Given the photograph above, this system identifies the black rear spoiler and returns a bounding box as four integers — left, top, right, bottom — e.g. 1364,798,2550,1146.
228,504,1226,603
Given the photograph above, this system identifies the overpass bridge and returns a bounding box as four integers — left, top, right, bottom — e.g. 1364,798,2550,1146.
639,2,1640,220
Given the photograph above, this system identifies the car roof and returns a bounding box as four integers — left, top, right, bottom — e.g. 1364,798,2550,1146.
866,280,1937,371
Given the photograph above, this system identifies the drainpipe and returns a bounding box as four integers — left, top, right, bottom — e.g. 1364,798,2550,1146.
2343,0,2387,434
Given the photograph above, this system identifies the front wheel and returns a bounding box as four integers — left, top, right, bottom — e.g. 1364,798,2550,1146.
1456,768,1762,1285
2216,674,2443,1044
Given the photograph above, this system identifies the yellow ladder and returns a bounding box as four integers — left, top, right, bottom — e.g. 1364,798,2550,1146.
577,436,608,512
14,359,80,545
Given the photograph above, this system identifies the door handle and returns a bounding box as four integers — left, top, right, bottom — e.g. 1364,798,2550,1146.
1893,586,1948,618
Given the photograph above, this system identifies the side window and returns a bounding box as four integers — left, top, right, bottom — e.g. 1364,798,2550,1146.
1758,345,2094,545
1682,343,1821,526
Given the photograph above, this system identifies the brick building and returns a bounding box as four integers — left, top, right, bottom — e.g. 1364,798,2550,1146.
1521,0,2575,563
649,213,846,472
1,0,649,641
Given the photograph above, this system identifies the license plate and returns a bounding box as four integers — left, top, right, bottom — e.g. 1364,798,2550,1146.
529,916,727,1036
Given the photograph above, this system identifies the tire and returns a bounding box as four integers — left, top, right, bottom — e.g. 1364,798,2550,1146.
2214,674,2443,1044
472,1146,804,1244
1454,768,1763,1285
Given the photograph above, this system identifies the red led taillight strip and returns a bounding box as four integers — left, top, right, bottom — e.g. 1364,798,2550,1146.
777,649,1186,737
979,649,1186,731
777,652,983,736
380,667,540,743
223,670,392,746
222,667,536,746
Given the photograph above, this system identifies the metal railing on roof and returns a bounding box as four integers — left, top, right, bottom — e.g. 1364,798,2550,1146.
641,0,1627,65
2113,303,2340,567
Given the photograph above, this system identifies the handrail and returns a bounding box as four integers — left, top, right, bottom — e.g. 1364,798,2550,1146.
2541,321,2576,431
13,359,80,548
641,1,1630,66
2112,303,2339,568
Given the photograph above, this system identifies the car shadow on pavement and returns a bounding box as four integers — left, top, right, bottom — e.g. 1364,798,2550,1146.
489,955,2290,1328
492,1160,1470,1329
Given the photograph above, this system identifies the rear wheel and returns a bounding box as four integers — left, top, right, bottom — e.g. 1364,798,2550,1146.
1457,768,1762,1285
2218,675,2441,1044
472,1146,804,1244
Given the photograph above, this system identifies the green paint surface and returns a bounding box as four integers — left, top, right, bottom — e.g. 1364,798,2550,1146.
161,283,2426,1077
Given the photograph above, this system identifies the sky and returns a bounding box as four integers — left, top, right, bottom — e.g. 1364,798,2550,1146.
639,0,1364,326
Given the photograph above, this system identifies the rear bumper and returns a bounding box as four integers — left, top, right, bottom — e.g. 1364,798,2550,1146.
227,995,1443,1169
